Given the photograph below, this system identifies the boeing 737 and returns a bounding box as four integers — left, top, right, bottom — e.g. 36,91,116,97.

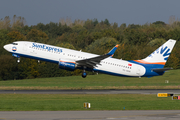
3,39,176,78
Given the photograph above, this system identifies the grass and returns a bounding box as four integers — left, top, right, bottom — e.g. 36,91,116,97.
1,70,179,111
0,94,179,111
0,69,180,90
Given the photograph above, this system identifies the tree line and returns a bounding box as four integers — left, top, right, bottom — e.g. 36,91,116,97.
0,15,180,80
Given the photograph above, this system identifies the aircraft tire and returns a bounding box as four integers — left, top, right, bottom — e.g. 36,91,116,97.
82,72,87,78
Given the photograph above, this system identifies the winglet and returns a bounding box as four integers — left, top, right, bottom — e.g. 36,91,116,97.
107,44,119,56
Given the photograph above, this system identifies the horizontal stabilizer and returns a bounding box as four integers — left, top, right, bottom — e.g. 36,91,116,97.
151,68,173,72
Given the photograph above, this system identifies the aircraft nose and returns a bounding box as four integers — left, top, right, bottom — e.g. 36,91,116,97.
3,44,10,51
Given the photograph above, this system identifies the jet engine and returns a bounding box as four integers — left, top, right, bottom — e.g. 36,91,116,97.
58,59,77,71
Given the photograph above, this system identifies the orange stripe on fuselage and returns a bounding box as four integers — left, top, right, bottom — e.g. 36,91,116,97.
133,60,165,65
59,60,76,64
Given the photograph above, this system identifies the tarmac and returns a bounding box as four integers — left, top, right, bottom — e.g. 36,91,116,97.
0,89,180,94
0,110,180,120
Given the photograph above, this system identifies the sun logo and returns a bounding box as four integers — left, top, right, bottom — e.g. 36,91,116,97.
12,46,17,52
148,45,171,60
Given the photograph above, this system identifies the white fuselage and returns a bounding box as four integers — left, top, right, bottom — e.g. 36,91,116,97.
4,41,146,77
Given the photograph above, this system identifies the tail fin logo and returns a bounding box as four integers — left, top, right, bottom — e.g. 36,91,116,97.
148,45,170,60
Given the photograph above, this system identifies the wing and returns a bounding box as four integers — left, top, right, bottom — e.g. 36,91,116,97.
76,45,119,69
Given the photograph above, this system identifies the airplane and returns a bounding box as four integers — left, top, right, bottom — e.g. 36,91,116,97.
3,39,176,78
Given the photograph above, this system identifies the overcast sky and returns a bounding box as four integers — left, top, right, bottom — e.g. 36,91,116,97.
0,0,180,26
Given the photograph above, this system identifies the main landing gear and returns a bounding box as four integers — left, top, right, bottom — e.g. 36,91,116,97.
82,69,87,78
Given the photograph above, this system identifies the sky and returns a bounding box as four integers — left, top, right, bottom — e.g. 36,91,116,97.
0,0,180,26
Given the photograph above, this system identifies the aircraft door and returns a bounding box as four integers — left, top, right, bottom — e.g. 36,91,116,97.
23,43,28,51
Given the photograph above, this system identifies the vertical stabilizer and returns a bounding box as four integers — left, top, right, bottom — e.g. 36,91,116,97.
134,39,176,67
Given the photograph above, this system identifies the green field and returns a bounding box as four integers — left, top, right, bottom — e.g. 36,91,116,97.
0,70,180,111
0,94,179,111
0,69,180,90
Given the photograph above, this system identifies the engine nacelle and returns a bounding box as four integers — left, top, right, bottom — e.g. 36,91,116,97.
59,59,77,71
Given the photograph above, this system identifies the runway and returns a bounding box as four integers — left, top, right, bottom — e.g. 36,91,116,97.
0,110,180,120
0,89,180,94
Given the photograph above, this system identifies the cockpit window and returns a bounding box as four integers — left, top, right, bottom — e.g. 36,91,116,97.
11,43,18,45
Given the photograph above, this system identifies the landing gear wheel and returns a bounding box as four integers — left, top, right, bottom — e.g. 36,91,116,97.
82,72,87,78
17,58,20,63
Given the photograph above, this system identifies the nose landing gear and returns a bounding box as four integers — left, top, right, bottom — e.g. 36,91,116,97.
17,58,20,63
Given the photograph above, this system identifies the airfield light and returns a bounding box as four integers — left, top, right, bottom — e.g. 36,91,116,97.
84,102,91,109
165,80,169,83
